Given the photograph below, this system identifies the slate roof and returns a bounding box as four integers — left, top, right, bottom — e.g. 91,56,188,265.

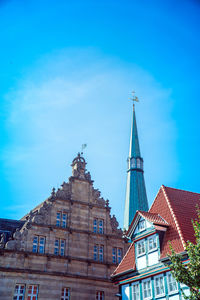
112,185,200,277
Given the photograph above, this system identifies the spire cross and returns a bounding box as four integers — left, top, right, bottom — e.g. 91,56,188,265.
129,91,139,108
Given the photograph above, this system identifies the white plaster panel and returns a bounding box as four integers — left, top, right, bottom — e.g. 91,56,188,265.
148,250,159,266
169,294,180,300
183,289,190,296
121,284,130,300
137,255,147,269
146,220,153,228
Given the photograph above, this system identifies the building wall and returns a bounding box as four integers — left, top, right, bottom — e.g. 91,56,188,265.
0,155,128,299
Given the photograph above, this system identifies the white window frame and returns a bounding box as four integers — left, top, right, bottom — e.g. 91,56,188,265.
96,291,104,300
138,219,146,232
167,272,178,294
117,248,122,263
61,287,70,300
142,278,152,300
93,219,97,233
94,244,104,262
56,212,61,226
13,284,25,300
98,219,104,234
112,247,122,263
148,235,157,252
54,238,65,256
112,247,117,263
99,245,104,262
32,236,45,254
132,282,140,300
60,239,65,256
32,236,38,253
137,239,146,256
27,285,39,300
154,275,165,297
62,213,67,228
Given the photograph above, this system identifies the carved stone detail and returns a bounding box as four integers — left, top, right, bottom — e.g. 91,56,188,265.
55,182,71,200
110,215,122,234
32,201,52,224
71,153,92,182
0,232,6,249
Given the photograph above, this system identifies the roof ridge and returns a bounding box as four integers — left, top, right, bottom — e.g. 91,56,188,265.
161,185,185,249
164,185,200,195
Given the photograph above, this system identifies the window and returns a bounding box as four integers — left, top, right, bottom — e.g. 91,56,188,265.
93,219,97,233
32,236,45,254
137,240,145,255
154,275,164,297
54,239,65,256
148,235,157,251
94,244,104,262
142,279,152,299
137,158,141,169
13,284,25,300
130,158,136,168
61,287,70,300
138,219,145,231
93,219,104,234
132,282,140,300
167,273,178,293
112,247,122,263
56,212,68,228
27,285,39,300
96,291,104,300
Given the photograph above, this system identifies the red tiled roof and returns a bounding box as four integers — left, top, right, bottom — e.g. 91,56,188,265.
112,185,200,277
112,242,135,276
138,211,168,226
150,185,200,258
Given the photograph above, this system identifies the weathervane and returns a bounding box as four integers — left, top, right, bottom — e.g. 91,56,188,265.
129,90,139,109
81,144,87,155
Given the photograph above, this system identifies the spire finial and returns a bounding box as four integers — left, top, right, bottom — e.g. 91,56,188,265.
129,91,139,110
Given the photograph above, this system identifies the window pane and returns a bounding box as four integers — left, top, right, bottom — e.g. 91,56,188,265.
61,287,70,300
32,236,38,253
56,212,61,226
99,245,104,262
93,219,97,233
117,248,122,263
148,236,157,251
60,239,65,256
112,248,117,263
94,245,98,260
138,240,145,255
54,239,59,255
132,283,139,300
62,213,67,228
39,237,45,254
98,219,104,234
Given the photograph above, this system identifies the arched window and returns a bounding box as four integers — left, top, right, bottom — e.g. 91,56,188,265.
131,158,136,168
137,158,141,169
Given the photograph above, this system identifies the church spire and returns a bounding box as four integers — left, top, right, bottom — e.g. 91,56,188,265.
123,94,149,230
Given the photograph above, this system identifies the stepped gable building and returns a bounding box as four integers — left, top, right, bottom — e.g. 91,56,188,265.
112,185,200,300
0,153,128,300
124,99,149,231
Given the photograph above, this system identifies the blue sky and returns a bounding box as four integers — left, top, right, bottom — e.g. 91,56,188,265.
0,0,200,227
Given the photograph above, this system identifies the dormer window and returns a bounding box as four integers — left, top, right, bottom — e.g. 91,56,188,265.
148,235,157,251
137,240,145,256
138,219,145,231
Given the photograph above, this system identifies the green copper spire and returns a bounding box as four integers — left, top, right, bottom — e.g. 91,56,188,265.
123,96,149,230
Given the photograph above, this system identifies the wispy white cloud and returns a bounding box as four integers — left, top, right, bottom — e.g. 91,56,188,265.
2,48,178,226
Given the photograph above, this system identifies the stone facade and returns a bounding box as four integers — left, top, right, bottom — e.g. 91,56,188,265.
0,154,127,300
